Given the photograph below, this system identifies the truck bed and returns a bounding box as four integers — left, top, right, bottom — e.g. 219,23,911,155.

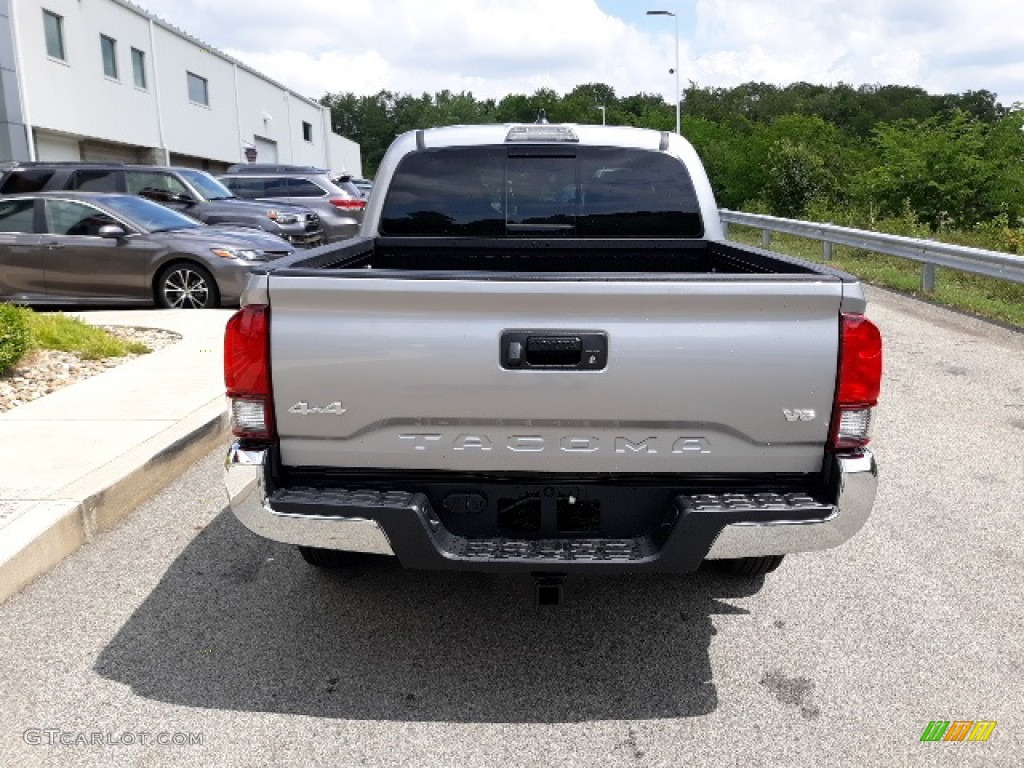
265,236,852,279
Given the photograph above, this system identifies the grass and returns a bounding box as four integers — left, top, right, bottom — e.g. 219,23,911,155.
24,310,150,360
727,226,1024,328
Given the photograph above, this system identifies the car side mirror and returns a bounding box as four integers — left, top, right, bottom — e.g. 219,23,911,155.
98,224,127,239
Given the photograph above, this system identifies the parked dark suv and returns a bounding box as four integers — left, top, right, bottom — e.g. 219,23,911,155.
0,162,327,247
218,164,365,242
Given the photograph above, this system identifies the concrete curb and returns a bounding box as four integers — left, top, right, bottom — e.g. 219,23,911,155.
0,402,229,604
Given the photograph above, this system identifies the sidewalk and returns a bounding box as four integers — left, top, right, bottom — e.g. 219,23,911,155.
0,309,233,603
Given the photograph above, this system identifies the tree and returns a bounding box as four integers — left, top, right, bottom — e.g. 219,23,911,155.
939,90,1005,123
763,140,829,217
320,80,1017,219
495,94,536,123
682,115,762,208
321,91,400,174
854,110,997,228
620,92,673,129
529,88,561,121
982,109,1024,222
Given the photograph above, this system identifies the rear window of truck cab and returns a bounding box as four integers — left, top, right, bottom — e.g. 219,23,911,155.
379,146,704,238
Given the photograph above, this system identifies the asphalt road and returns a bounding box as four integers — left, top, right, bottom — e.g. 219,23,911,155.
1,286,1021,767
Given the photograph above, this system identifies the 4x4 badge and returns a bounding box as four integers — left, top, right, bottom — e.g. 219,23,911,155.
288,401,346,416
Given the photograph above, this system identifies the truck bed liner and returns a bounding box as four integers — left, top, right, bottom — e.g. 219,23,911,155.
270,236,849,279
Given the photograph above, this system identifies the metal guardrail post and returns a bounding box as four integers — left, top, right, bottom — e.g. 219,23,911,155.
761,229,772,248
921,264,937,292
722,221,729,239
823,241,833,262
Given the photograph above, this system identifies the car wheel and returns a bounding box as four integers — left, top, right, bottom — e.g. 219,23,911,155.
156,263,219,309
297,546,360,568
712,555,785,577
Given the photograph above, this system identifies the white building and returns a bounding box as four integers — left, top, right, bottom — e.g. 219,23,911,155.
0,0,361,175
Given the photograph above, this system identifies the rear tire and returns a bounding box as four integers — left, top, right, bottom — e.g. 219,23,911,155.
298,546,360,569
156,262,219,309
713,555,785,577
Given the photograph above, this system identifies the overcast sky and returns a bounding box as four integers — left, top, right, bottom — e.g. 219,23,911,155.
137,0,1024,109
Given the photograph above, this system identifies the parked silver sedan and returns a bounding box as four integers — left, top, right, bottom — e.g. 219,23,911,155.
0,192,294,308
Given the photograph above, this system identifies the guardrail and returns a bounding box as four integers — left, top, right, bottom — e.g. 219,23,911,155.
718,210,1024,290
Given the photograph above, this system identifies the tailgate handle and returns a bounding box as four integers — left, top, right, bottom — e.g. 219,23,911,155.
501,331,607,370
526,336,581,366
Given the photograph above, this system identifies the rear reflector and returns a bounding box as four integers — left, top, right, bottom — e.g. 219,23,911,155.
330,198,366,211
834,408,872,447
829,314,882,450
231,399,269,436
224,304,274,440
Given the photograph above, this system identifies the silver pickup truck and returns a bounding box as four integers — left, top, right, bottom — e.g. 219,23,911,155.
224,123,882,602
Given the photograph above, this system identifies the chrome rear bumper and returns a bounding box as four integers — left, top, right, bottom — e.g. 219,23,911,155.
704,451,877,558
225,444,877,567
224,444,395,555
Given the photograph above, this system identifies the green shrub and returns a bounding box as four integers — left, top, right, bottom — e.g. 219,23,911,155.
27,312,148,360
763,139,831,218
0,304,32,375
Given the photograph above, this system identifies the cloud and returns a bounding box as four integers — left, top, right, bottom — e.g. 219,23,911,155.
141,0,673,100
687,0,1024,103
136,0,1024,106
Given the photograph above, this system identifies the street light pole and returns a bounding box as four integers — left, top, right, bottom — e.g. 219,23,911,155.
596,105,606,125
646,8,681,135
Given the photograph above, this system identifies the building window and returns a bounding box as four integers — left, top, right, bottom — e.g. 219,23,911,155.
101,35,118,79
302,121,313,142
131,48,147,89
43,9,66,61
187,72,209,106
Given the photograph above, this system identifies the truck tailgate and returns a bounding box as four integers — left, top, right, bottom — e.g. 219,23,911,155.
268,275,843,474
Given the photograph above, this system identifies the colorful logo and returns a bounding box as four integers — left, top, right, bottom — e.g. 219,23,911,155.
920,721,997,742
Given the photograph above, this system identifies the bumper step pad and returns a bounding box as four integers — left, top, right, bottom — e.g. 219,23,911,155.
269,487,418,516
455,536,651,562
678,492,827,515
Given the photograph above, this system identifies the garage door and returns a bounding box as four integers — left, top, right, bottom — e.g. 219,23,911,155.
35,133,81,161
253,136,278,163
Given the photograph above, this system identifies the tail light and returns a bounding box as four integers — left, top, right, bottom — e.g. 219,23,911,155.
829,313,882,450
224,304,274,440
329,198,366,211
